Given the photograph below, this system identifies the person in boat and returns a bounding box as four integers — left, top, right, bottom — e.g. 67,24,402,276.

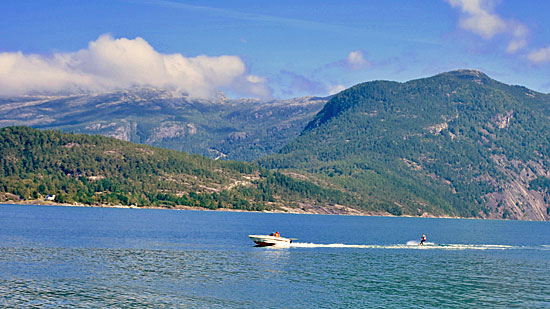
420,233,426,245
275,231,280,237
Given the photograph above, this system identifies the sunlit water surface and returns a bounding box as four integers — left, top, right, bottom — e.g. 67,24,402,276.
1,204,549,307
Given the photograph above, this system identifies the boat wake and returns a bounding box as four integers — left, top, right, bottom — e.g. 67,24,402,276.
283,241,550,251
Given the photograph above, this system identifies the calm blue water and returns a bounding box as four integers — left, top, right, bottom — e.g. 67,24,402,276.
1,204,549,307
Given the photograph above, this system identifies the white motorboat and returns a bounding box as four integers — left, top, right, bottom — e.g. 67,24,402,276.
249,234,294,247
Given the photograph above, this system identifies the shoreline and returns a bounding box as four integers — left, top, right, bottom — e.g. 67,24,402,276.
1,199,468,220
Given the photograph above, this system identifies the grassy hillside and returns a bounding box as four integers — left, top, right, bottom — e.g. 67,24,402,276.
261,70,550,220
0,126,354,211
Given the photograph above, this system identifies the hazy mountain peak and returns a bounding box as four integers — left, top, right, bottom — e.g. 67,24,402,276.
451,68,486,76
436,69,491,84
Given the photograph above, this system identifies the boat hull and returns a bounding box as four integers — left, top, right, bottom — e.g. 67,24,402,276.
249,235,293,247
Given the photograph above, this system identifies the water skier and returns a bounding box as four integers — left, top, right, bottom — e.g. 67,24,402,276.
420,233,426,245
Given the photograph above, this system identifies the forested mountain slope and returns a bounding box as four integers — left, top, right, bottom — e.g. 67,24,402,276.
0,126,357,213
261,70,550,220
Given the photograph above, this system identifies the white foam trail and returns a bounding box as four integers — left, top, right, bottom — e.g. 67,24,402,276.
287,242,525,250
290,243,375,249
406,240,435,246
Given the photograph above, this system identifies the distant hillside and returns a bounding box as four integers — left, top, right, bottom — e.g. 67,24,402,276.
0,90,326,161
0,126,359,213
261,70,550,220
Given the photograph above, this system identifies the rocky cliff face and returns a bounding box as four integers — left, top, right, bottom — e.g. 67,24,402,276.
485,155,549,220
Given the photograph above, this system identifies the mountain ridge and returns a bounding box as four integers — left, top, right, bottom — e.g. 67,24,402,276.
0,89,328,161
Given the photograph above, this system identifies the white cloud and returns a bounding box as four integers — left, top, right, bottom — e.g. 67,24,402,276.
327,84,347,95
0,34,270,98
506,38,526,54
347,50,370,70
446,0,528,53
528,46,550,64
448,0,506,38
505,22,528,53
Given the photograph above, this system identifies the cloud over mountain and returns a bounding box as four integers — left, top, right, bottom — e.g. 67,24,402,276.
346,50,370,70
0,34,270,98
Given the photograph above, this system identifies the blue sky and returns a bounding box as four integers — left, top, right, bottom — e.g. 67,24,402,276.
1,0,549,99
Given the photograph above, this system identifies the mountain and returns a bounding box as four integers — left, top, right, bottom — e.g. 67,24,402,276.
0,89,327,161
3,70,549,220
0,126,360,214
261,70,550,220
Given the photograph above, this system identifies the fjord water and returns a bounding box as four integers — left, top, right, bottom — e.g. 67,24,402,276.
1,204,549,307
